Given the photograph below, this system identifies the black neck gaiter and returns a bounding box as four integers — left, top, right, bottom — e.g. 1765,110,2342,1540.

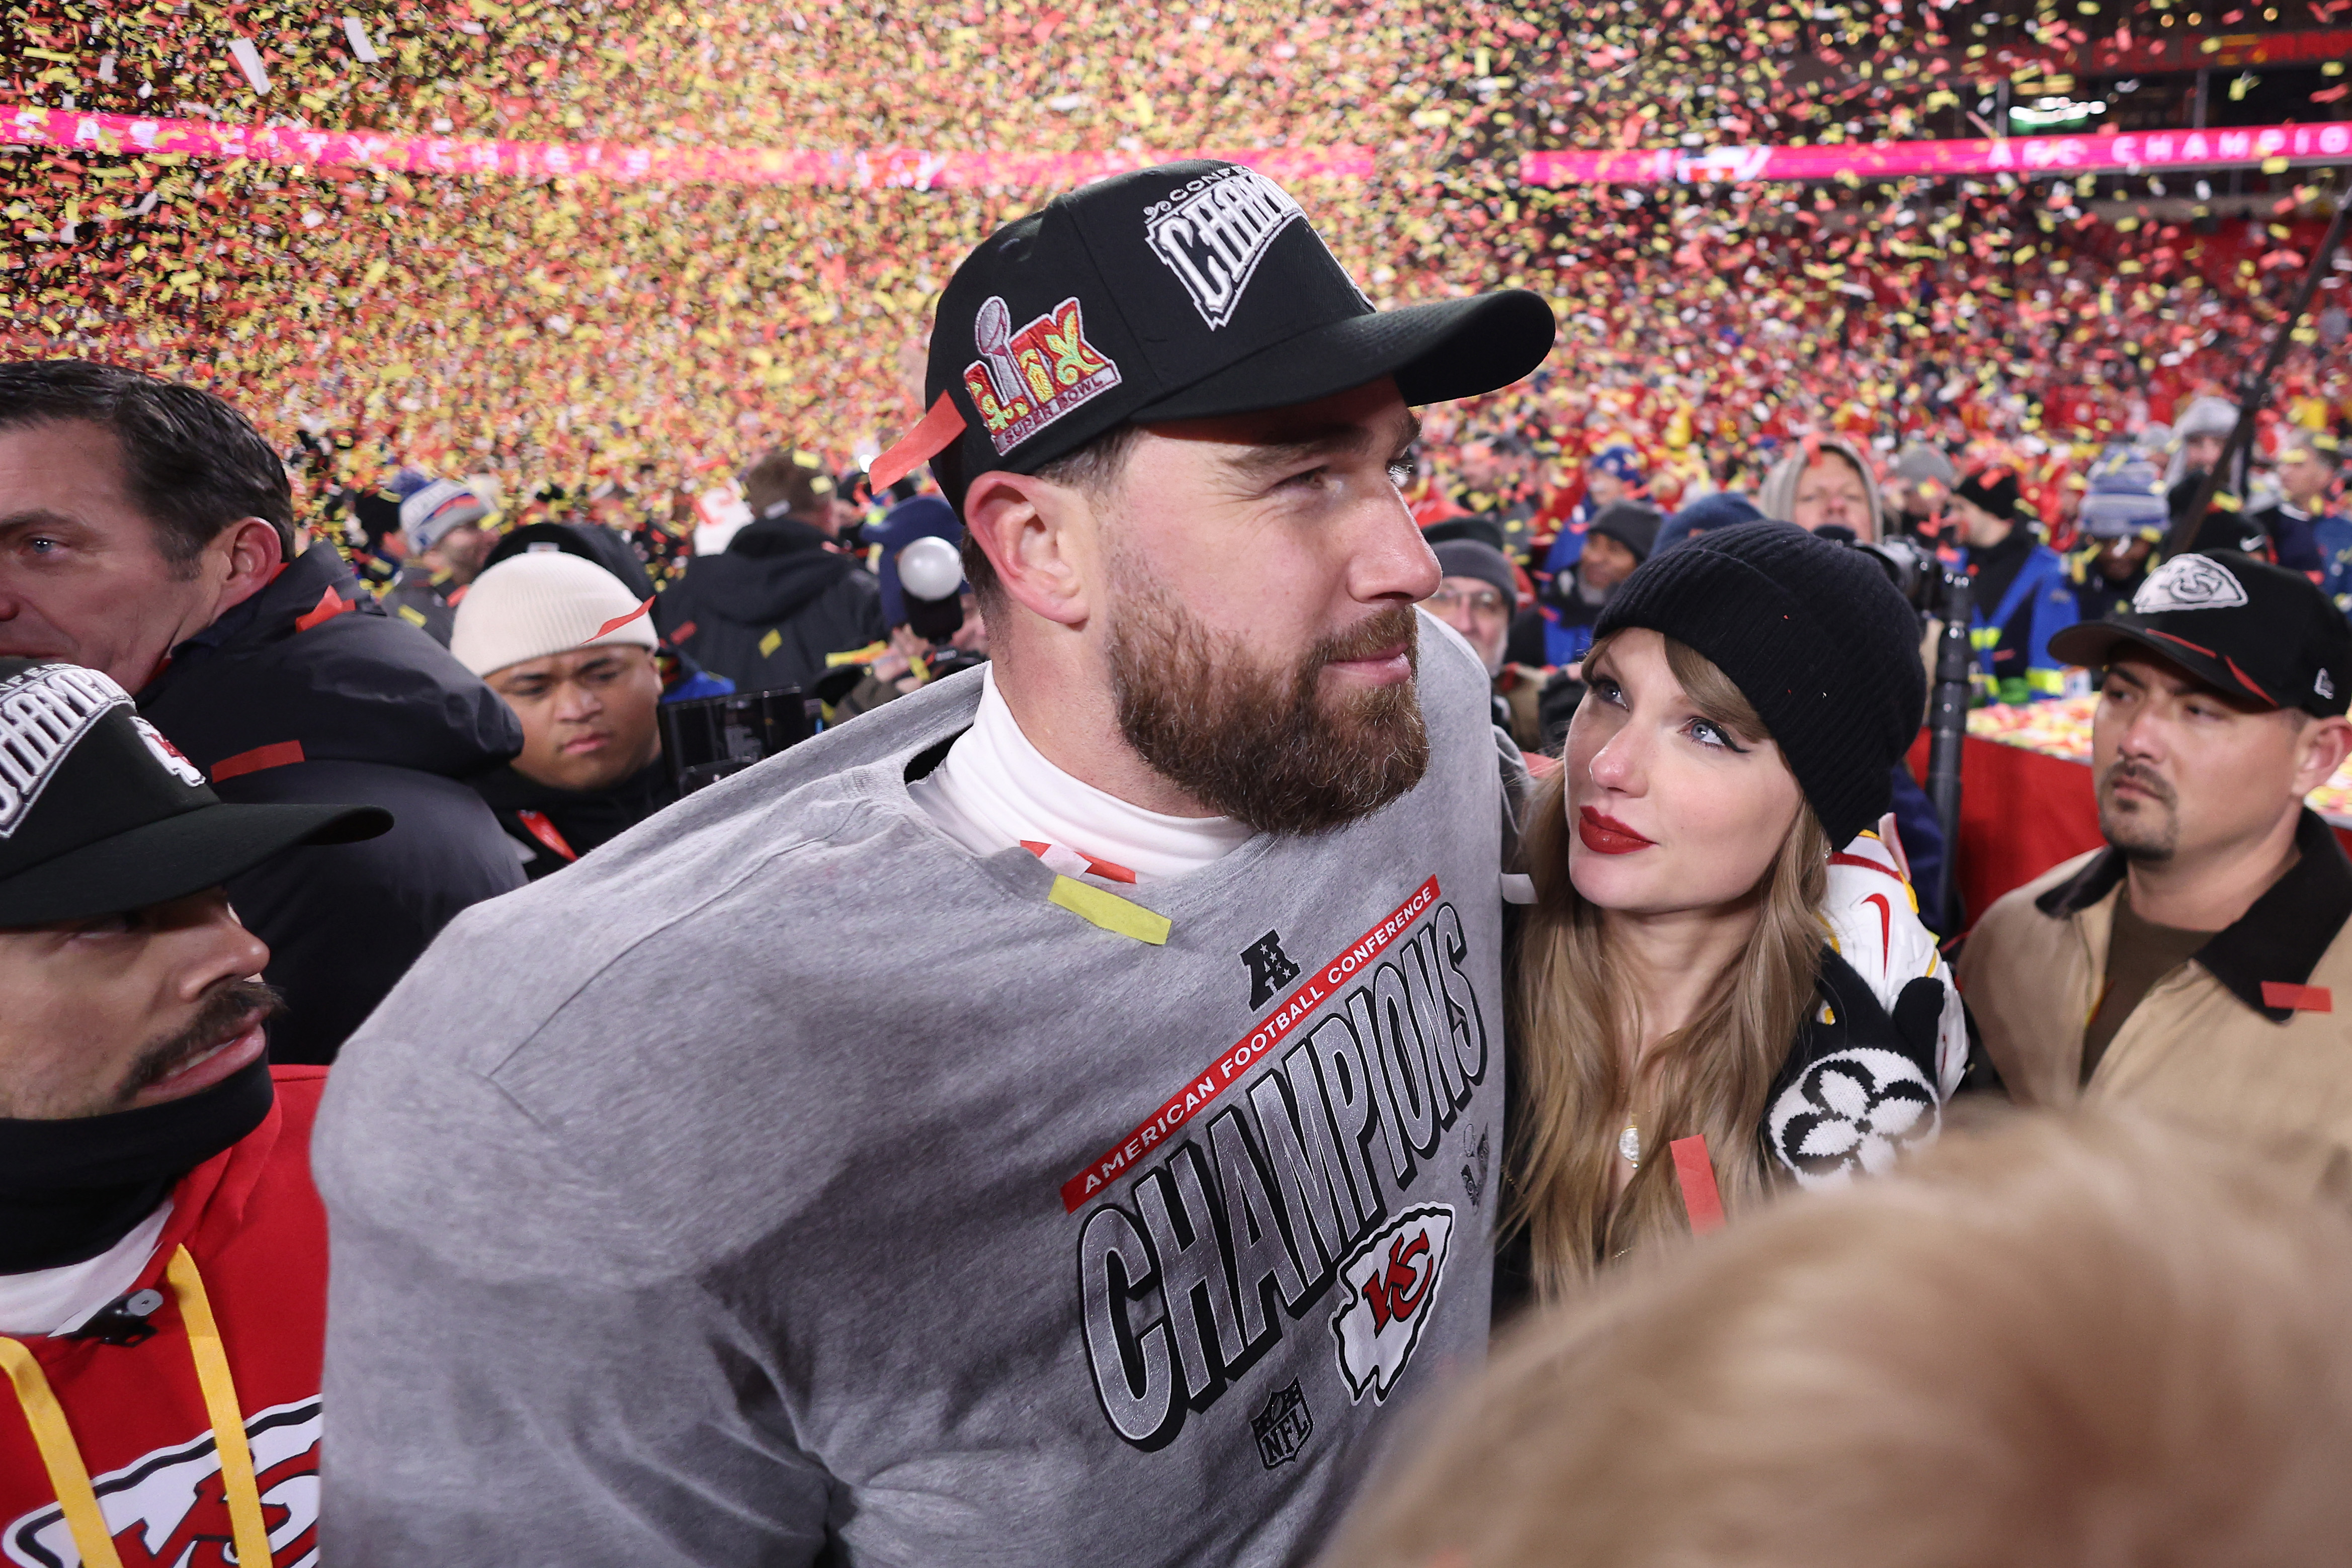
0,1059,274,1274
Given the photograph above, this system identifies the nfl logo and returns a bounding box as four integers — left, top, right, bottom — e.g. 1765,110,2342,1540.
1250,1378,1313,1470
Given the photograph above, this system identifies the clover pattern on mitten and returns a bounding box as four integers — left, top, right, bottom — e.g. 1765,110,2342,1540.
1768,958,1946,1190
1768,1048,1939,1189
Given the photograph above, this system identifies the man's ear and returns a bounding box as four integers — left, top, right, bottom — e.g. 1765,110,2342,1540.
212,518,285,614
961,469,1096,630
2291,713,2352,798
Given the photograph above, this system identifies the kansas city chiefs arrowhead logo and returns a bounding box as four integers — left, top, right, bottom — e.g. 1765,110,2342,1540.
1328,1203,1453,1404
2132,553,2249,615
4,1397,319,1567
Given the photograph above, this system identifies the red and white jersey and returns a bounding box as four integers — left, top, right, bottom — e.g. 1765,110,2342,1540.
0,1070,328,1568
1823,832,1968,1099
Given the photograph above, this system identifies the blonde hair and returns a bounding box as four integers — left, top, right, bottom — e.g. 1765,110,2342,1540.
1321,1110,2352,1568
1506,632,1829,1297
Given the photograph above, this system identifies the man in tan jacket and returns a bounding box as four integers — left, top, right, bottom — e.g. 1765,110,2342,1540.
1961,551,2352,1188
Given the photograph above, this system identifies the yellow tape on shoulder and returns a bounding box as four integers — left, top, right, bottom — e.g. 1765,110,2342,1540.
1048,875,1170,945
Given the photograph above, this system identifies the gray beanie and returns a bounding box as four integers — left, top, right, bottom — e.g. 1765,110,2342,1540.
1432,540,1518,608
1892,442,1957,489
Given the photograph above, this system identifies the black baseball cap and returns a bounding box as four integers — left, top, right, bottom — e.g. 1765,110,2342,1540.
0,659,390,925
868,159,1556,504
2048,551,2352,718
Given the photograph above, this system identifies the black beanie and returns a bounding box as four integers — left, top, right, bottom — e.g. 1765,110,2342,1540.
1954,468,2022,524
1586,500,1662,563
1593,522,1925,845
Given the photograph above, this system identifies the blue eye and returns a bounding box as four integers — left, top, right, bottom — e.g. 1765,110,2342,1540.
1687,718,1748,753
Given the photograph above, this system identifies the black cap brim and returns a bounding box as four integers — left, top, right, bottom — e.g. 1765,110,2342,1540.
2047,619,2282,709
1131,290,1556,422
0,800,392,927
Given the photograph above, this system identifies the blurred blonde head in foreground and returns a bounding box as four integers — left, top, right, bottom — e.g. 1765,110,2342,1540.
1324,1111,2352,1568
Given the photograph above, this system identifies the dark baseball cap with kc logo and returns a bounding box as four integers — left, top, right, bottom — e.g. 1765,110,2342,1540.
2049,550,2352,718
867,159,1557,504
0,658,389,926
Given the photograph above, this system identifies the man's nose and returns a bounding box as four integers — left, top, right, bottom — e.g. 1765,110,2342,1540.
2116,706,2165,758
553,683,603,720
1356,500,1441,604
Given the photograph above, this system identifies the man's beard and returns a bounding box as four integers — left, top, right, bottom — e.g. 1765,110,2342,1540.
2097,758,2178,861
116,979,283,1105
1104,579,1430,837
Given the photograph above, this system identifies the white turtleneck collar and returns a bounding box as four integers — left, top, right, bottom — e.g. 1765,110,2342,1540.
907,666,1253,883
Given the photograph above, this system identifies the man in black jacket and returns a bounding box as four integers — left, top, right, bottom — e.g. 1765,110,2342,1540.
654,446,885,694
0,361,525,1063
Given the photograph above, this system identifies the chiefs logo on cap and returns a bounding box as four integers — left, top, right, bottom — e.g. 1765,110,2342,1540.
2133,554,2249,615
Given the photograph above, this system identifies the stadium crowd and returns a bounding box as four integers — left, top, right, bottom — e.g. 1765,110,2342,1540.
8,0,2352,1562
4,152,2352,1561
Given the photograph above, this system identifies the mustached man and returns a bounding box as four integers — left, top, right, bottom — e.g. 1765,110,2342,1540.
315,163,1554,1565
0,657,386,1566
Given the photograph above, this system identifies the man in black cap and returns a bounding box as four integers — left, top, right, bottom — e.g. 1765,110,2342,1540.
0,657,385,1560
1960,553,2352,1190
318,159,1552,1565
1951,466,2077,705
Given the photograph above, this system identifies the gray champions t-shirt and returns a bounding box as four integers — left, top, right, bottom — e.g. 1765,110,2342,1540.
314,613,1522,1567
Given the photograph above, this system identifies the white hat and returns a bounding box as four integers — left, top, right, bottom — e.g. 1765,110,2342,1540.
451,551,658,678
2172,395,2239,444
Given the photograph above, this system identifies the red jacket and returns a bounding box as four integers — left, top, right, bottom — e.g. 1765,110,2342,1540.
0,1068,327,1567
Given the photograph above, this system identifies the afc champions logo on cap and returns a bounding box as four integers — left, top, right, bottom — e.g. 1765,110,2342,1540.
961,294,1123,457
2133,554,2250,615
1142,164,1307,329
0,663,130,838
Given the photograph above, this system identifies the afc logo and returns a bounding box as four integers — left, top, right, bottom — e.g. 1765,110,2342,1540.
1248,1379,1313,1470
1240,929,1301,1010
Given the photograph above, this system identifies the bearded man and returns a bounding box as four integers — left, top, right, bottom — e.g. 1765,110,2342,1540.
315,162,1553,1566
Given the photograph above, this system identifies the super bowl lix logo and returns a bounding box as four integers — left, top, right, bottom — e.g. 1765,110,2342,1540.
1328,1204,1453,1403
962,295,1122,457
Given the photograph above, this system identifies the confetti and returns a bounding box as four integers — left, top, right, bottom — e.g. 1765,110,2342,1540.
0,0,2339,560
341,17,381,65
225,38,272,97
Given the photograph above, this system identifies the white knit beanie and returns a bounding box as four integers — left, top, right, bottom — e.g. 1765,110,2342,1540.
450,551,658,678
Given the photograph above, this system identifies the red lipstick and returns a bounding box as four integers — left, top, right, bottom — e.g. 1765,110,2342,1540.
1578,806,1655,855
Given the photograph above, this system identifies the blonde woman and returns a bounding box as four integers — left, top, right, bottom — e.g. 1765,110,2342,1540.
1501,524,1964,1306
